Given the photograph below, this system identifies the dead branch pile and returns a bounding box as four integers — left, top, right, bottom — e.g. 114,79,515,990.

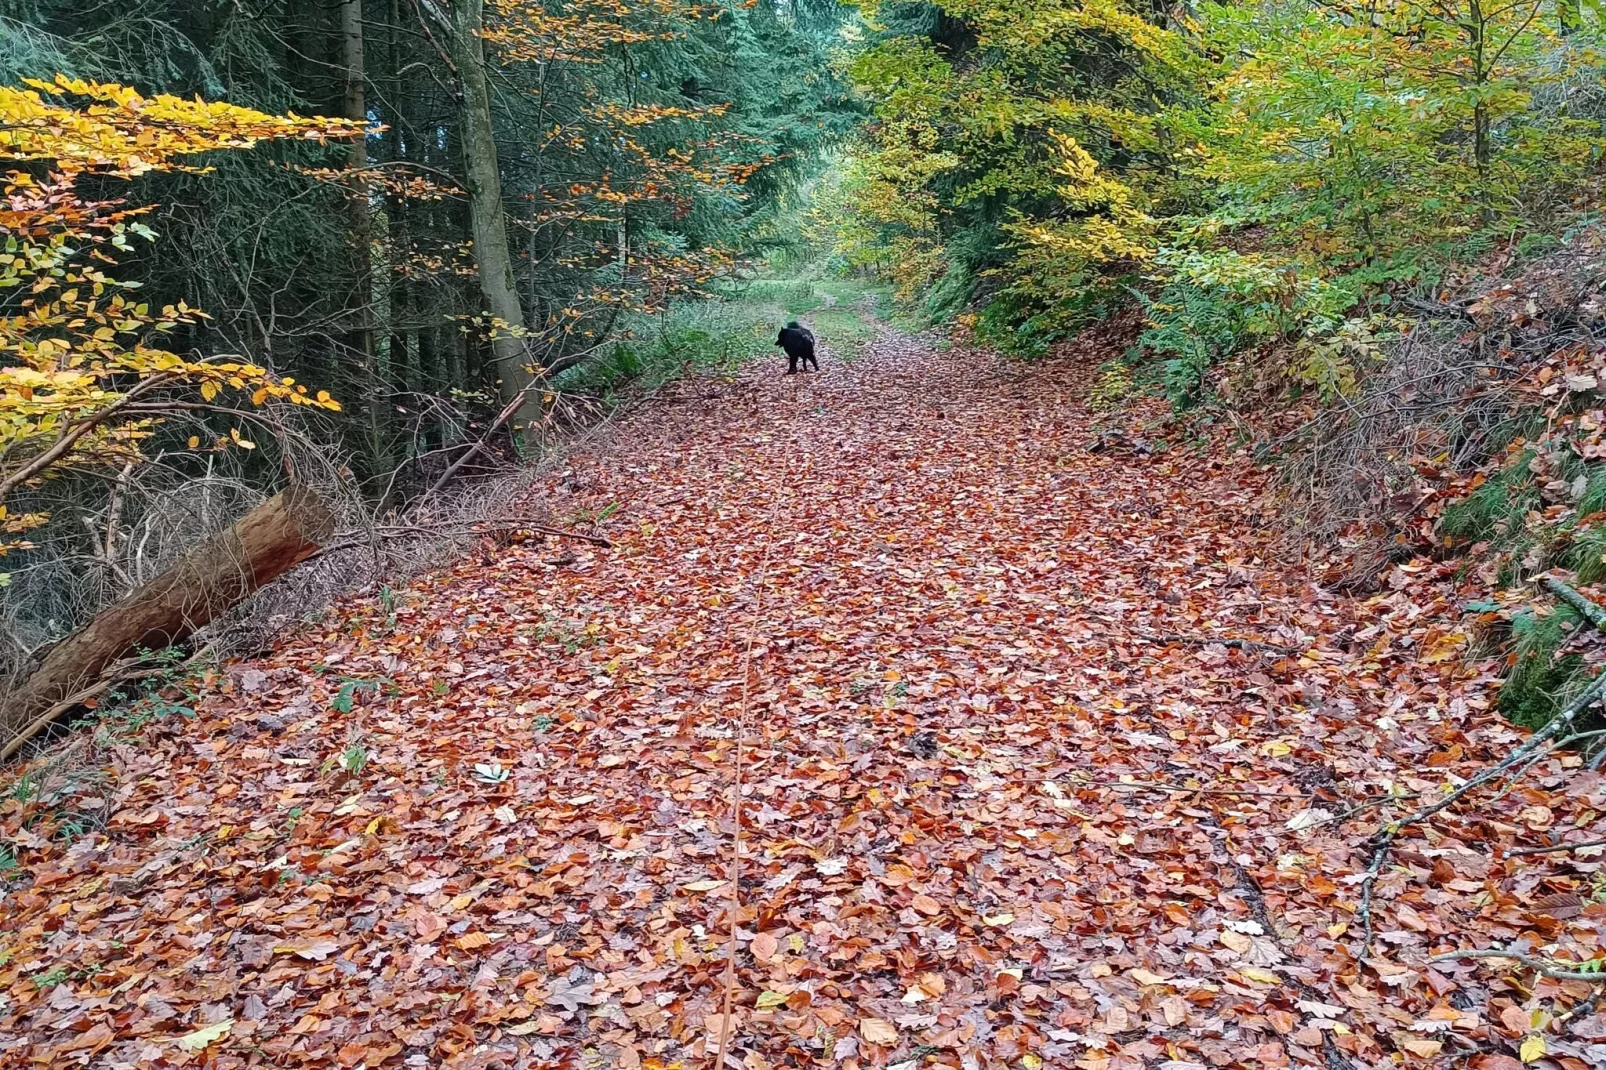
1273,223,1606,581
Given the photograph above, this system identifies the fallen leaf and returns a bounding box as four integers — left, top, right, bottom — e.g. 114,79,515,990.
682,879,727,893
859,1018,898,1046
175,1020,233,1052
1400,1039,1442,1057
1285,807,1332,832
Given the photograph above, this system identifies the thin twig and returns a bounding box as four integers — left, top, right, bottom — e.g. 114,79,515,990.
1400,295,1477,321
1356,670,1606,955
1354,569,1606,946
1,653,192,762
1508,835,1606,857
1204,819,1357,1070
1430,947,1606,983
1064,772,1314,798
417,340,609,505
713,495,784,1070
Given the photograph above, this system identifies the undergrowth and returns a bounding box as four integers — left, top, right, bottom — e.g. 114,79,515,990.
551,269,890,398
1439,439,1606,728
550,299,779,398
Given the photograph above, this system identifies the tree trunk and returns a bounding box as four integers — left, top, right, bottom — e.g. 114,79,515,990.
343,0,367,177
449,0,541,434
344,0,391,474
1,486,336,746
1466,0,1493,223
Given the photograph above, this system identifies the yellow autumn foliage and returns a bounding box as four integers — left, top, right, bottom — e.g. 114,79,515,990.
0,76,363,549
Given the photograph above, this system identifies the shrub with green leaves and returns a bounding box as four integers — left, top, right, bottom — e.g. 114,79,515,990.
1135,249,1386,407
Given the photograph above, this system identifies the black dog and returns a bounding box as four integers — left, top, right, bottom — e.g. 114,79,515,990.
776,321,818,374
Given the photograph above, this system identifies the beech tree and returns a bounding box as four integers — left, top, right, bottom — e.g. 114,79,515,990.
0,77,360,556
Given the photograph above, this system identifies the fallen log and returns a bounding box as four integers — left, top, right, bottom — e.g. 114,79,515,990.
1543,575,1606,632
1,485,335,753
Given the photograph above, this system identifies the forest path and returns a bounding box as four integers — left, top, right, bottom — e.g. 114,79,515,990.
0,327,1559,1068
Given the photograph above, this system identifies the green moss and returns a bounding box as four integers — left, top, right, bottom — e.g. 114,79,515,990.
1567,524,1606,584
1434,428,1606,735
1499,605,1590,729
1441,452,1536,542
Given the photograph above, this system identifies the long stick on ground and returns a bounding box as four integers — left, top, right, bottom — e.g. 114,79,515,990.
711,496,783,1070
1544,575,1606,631
1430,947,1606,983
1356,679,1606,952
1356,577,1606,952
1508,835,1606,857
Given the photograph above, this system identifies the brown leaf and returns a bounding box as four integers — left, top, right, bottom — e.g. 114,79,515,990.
858,1018,898,1046
1501,1004,1533,1036
272,939,340,961
1470,1057,1525,1070
1531,892,1585,920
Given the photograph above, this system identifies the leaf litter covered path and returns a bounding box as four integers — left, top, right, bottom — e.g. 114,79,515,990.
4,327,1601,1070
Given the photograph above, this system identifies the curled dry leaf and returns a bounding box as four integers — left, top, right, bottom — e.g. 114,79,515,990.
271,939,340,961
174,1020,233,1052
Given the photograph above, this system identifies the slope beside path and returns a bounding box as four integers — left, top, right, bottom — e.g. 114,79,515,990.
2,325,1599,1069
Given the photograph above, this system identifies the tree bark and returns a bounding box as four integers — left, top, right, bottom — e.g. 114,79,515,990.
1,486,336,745
448,0,541,435
344,0,391,472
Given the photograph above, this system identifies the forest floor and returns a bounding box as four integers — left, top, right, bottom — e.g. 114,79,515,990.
3,323,1605,1070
